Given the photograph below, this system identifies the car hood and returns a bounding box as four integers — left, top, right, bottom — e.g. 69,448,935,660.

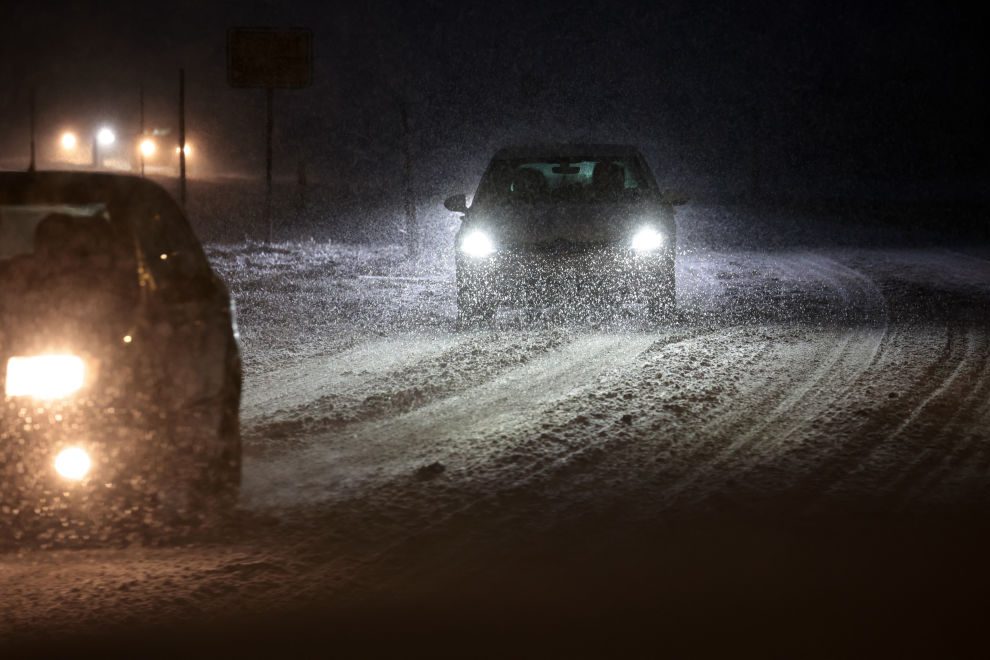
464,201,669,248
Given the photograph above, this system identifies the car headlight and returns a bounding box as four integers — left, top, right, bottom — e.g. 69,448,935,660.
54,447,92,481
5,354,86,400
631,226,664,253
460,230,495,258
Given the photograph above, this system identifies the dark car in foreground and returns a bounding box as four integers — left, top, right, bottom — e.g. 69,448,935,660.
0,172,241,542
445,144,683,323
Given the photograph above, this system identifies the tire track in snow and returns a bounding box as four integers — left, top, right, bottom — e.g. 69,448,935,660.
789,251,990,509
884,251,990,505
245,331,708,602
878,327,990,508
297,326,845,609
455,326,774,521
241,334,464,423
526,254,865,513
243,329,573,450
654,254,889,506
423,328,726,498
243,332,656,509
809,324,970,506
961,368,990,491
714,254,896,494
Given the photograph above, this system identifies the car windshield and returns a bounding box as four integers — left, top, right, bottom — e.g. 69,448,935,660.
0,203,110,262
0,200,141,317
475,157,651,206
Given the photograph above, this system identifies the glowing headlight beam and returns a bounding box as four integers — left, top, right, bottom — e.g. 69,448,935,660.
5,355,86,400
631,226,664,253
54,447,92,481
460,230,495,258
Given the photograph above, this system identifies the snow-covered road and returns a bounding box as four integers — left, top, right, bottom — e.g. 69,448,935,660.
231,246,989,517
3,234,990,650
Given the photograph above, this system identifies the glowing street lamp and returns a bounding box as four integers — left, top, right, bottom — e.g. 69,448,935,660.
91,126,117,168
176,144,192,157
96,127,116,147
139,137,157,158
59,131,78,152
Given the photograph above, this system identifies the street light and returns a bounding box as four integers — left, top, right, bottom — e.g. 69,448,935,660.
92,126,116,168
139,137,157,158
59,131,78,151
96,127,116,147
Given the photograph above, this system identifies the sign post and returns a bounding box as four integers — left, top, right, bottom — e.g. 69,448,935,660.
266,86,274,236
227,27,313,242
179,69,187,207
139,84,145,177
28,87,36,173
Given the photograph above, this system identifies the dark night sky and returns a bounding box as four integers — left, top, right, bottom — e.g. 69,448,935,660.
0,1,986,197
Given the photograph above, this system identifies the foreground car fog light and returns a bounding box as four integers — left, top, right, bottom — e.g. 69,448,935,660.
460,230,495,258
631,226,664,253
5,355,86,399
54,447,92,481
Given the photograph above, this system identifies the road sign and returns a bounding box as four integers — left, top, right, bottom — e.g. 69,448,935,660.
227,27,314,242
227,28,313,89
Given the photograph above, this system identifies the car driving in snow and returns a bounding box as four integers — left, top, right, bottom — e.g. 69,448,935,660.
445,144,683,323
0,172,241,540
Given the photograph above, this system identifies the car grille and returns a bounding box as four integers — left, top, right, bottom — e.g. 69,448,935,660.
495,243,627,275
512,239,613,256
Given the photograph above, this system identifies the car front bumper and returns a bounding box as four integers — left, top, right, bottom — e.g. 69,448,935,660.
0,394,216,538
456,245,675,307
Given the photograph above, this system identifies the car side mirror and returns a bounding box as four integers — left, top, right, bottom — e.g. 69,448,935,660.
444,193,469,214
663,191,690,206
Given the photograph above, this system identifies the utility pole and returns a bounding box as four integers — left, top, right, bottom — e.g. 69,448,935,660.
265,86,274,243
139,85,145,176
750,104,762,199
227,27,313,243
296,159,307,224
399,98,417,257
179,68,187,207
28,87,36,173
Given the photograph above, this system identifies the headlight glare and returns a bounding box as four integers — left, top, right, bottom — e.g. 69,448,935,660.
631,226,664,253
54,447,92,481
460,230,495,258
5,354,86,399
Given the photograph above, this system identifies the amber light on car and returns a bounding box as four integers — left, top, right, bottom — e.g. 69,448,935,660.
5,354,86,400
54,446,92,481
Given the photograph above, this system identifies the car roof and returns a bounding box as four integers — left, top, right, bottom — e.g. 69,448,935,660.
0,170,175,208
492,144,644,160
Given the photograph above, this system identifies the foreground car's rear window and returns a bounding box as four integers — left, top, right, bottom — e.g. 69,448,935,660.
0,204,108,261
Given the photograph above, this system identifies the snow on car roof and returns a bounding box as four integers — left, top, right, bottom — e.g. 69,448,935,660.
492,144,643,160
